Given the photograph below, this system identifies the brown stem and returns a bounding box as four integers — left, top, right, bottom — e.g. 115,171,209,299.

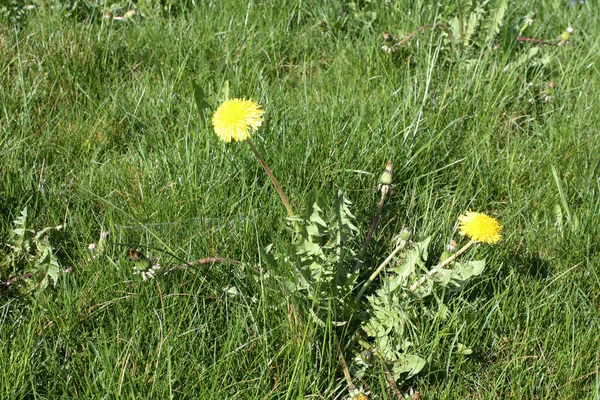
0,272,34,287
457,0,464,42
517,37,556,46
159,257,243,275
357,339,402,399
338,345,356,394
1,266,75,287
354,192,386,273
1,256,243,287
246,139,294,218
396,22,457,53
382,363,404,399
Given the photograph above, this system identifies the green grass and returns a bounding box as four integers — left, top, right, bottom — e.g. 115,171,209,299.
1,1,600,398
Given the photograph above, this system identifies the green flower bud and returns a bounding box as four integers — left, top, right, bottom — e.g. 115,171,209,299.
382,31,395,46
378,160,393,185
399,227,412,240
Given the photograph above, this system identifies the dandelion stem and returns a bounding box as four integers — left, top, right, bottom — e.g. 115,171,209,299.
397,22,457,53
356,339,402,399
353,191,386,273
159,257,243,275
246,139,294,218
409,239,476,292
355,239,407,302
457,0,464,42
0,272,34,287
382,363,403,399
516,37,556,46
337,344,356,394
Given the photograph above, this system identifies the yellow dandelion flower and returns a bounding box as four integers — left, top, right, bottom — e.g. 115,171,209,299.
212,98,264,143
458,211,502,244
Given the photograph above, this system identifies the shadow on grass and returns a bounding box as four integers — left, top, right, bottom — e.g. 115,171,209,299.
510,250,551,280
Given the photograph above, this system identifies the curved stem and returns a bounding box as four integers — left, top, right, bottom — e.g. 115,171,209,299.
396,22,457,53
456,0,464,42
337,343,356,394
353,191,386,273
517,37,556,46
356,339,402,399
246,139,294,218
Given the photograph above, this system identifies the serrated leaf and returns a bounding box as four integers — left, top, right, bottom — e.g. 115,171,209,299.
35,224,62,241
508,46,540,71
436,303,450,321
222,285,239,296
46,257,60,287
432,259,485,291
463,4,485,47
383,237,431,293
554,203,564,233
448,16,461,43
431,267,453,286
12,228,25,237
483,0,507,46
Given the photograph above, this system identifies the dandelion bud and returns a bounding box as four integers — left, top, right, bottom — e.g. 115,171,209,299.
378,160,393,185
360,349,374,364
399,227,412,241
381,31,397,54
439,240,457,263
446,240,457,252
559,27,573,45
382,30,394,47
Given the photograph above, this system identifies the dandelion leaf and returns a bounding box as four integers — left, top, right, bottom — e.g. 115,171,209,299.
389,354,426,379
483,0,508,46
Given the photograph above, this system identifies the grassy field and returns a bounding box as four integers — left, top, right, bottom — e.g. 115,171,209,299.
1,1,599,398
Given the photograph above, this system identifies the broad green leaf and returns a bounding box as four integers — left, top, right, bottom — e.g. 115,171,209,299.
390,354,426,379
431,267,453,286
456,259,485,281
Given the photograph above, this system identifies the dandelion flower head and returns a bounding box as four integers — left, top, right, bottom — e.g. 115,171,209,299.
212,98,264,143
458,211,502,244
